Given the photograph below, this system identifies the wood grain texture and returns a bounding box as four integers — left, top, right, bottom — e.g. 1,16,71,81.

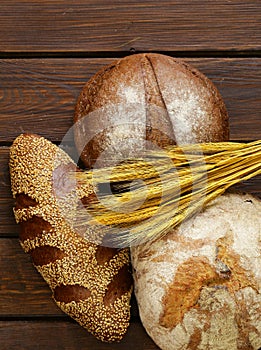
0,239,63,316
0,147,18,237
0,58,260,143
0,320,159,350
0,238,140,317
0,2,260,348
0,0,260,53
0,148,19,236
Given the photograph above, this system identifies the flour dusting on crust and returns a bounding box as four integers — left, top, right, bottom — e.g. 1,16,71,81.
131,192,261,350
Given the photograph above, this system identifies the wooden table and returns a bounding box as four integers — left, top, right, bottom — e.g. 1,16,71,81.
0,1,260,349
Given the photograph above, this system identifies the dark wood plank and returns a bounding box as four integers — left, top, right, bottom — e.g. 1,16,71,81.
188,58,261,141
0,58,260,143
0,148,19,235
0,320,159,350
0,1,260,53
0,58,110,143
0,238,140,318
0,3,259,349
0,238,63,316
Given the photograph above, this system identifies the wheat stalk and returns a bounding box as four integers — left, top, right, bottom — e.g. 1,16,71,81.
73,140,261,247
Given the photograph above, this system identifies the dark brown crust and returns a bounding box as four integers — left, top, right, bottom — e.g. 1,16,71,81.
29,246,67,266
19,216,52,242
74,53,229,168
15,193,38,210
54,284,91,303
95,245,118,265
148,54,229,143
140,54,176,147
104,265,133,307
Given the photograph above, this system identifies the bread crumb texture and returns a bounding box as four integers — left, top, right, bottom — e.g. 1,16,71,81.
131,192,261,350
9,134,132,342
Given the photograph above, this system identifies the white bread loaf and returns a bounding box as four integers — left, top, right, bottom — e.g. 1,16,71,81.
131,192,261,350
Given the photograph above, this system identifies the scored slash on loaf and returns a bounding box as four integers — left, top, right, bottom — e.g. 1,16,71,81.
9,133,133,342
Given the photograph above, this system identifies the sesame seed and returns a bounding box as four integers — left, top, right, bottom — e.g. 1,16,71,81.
10,134,132,342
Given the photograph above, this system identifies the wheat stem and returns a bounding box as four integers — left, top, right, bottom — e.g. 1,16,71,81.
73,140,261,246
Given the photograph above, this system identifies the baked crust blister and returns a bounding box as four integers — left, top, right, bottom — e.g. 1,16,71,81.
9,133,133,342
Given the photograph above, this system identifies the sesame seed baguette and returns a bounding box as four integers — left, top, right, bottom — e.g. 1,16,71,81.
9,133,133,343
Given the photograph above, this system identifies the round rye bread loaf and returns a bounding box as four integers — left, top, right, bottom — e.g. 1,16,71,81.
131,192,261,350
74,53,229,168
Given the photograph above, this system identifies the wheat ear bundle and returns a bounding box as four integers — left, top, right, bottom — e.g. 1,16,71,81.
74,140,261,247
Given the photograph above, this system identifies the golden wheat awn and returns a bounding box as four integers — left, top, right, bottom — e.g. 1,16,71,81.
74,140,261,246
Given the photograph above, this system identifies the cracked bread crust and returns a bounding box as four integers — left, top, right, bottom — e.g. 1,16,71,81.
74,53,229,168
131,192,261,350
9,134,133,342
